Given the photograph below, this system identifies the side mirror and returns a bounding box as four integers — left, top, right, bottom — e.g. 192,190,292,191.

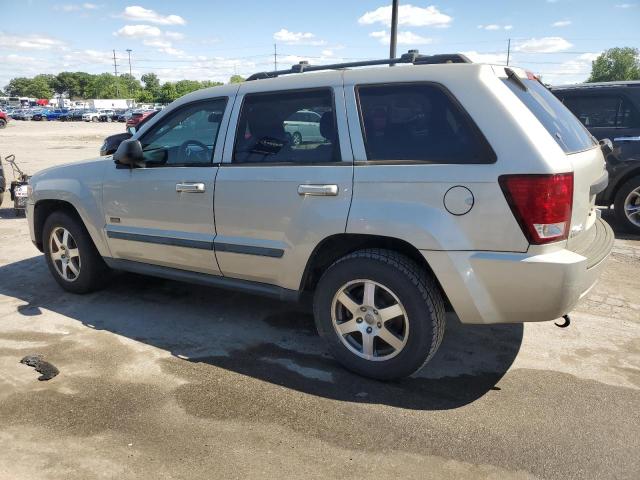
126,126,136,135
113,139,144,167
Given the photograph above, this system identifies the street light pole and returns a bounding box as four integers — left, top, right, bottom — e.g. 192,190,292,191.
126,49,133,77
390,0,399,61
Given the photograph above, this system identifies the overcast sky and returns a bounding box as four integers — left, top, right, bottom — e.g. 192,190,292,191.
1,0,639,88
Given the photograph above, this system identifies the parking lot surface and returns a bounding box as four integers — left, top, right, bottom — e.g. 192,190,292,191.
1,122,639,479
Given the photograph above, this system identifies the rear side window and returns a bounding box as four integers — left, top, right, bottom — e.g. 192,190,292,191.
560,94,640,129
233,89,340,164
503,79,597,153
356,84,495,164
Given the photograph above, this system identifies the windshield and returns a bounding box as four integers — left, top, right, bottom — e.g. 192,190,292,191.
503,77,597,154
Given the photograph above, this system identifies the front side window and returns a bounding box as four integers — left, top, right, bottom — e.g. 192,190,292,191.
562,95,620,128
356,84,494,164
233,89,340,164
139,98,227,166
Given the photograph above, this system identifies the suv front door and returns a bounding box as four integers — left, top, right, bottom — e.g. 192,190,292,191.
103,97,230,274
213,79,353,291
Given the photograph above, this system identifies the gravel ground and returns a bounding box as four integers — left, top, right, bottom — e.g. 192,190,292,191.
0,121,638,480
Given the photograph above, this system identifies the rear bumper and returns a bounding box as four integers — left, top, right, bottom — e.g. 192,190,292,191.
422,217,614,324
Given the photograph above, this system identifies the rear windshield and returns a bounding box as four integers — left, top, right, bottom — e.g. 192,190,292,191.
503,78,597,154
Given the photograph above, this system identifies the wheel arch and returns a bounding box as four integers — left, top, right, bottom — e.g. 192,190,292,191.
300,233,451,309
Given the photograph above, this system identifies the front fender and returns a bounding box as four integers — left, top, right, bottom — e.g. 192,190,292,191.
31,159,111,257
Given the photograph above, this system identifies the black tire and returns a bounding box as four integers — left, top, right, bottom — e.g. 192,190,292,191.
91,116,98,122
0,119,6,129
614,175,640,235
42,211,110,293
313,249,445,380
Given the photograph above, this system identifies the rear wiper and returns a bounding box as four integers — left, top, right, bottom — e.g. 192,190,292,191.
505,67,528,92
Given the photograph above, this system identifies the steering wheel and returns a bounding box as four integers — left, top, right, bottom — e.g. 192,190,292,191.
177,139,210,164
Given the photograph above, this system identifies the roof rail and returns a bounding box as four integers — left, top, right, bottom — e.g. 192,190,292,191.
246,50,472,81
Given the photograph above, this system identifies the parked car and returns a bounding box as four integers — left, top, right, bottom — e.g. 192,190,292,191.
44,109,70,121
58,110,75,121
31,109,50,121
99,110,159,156
0,155,5,207
26,52,613,380
551,81,640,234
0,110,8,129
284,109,325,145
125,110,155,128
71,109,87,121
98,109,117,122
82,110,101,122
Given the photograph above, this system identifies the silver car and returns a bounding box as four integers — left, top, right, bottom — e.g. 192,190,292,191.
26,52,613,379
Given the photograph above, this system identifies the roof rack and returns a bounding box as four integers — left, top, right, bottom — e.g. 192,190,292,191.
246,50,472,81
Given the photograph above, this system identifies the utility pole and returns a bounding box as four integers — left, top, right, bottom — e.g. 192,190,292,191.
506,38,511,66
390,0,399,61
274,43,278,70
112,49,120,97
126,49,132,77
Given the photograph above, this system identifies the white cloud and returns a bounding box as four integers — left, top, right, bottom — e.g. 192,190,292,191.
462,51,508,64
615,3,637,8
515,36,573,53
54,3,101,11
164,31,184,41
552,20,572,27
477,24,512,31
120,5,186,25
143,39,172,48
114,24,162,38
321,49,334,57
273,28,326,45
358,4,452,28
0,32,66,50
369,30,432,45
536,52,601,85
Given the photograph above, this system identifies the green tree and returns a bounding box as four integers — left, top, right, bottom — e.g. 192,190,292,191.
200,80,223,88
229,75,245,84
26,76,54,99
135,89,154,103
588,47,640,82
54,72,80,98
4,77,33,96
158,82,179,103
86,73,119,98
119,73,142,98
174,79,203,97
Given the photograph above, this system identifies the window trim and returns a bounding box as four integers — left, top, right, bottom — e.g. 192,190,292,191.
137,97,228,168
229,86,343,166
354,81,497,165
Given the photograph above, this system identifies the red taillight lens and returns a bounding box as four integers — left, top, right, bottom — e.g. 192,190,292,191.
499,173,574,245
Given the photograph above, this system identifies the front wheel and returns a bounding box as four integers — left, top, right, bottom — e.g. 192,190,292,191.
614,175,640,235
313,249,445,380
0,118,6,128
43,211,110,293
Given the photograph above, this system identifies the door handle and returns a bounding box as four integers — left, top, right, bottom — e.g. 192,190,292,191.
176,182,206,193
298,184,339,196
613,136,640,142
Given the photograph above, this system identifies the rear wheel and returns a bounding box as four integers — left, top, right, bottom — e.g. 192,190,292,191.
614,175,640,235
313,249,445,380
0,118,6,128
43,211,110,293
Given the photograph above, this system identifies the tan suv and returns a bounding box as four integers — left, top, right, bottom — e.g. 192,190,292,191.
27,52,614,379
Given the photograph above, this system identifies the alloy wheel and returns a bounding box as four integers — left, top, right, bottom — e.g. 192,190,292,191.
624,186,640,227
331,279,409,361
49,227,81,282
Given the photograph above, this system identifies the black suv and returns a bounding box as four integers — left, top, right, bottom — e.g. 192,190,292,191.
551,81,640,234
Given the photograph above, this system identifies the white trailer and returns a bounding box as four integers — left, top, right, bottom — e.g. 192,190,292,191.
89,99,135,110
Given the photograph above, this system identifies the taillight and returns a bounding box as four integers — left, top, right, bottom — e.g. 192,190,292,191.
499,173,573,245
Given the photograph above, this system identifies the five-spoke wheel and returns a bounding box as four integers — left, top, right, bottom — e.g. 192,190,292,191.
49,227,81,282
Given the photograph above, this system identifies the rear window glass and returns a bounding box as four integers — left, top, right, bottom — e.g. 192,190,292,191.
356,84,495,164
503,78,597,154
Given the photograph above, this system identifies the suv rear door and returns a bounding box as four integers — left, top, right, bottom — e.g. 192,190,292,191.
213,75,353,290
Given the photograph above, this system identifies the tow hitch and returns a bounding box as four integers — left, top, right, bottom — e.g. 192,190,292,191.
555,314,571,328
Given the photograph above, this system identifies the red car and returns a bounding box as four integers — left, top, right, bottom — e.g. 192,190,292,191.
0,111,8,129
126,110,156,129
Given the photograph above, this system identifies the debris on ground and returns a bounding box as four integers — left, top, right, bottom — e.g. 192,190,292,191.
20,354,59,381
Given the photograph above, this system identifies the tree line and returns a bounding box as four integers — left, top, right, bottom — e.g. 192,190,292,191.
2,71,246,103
